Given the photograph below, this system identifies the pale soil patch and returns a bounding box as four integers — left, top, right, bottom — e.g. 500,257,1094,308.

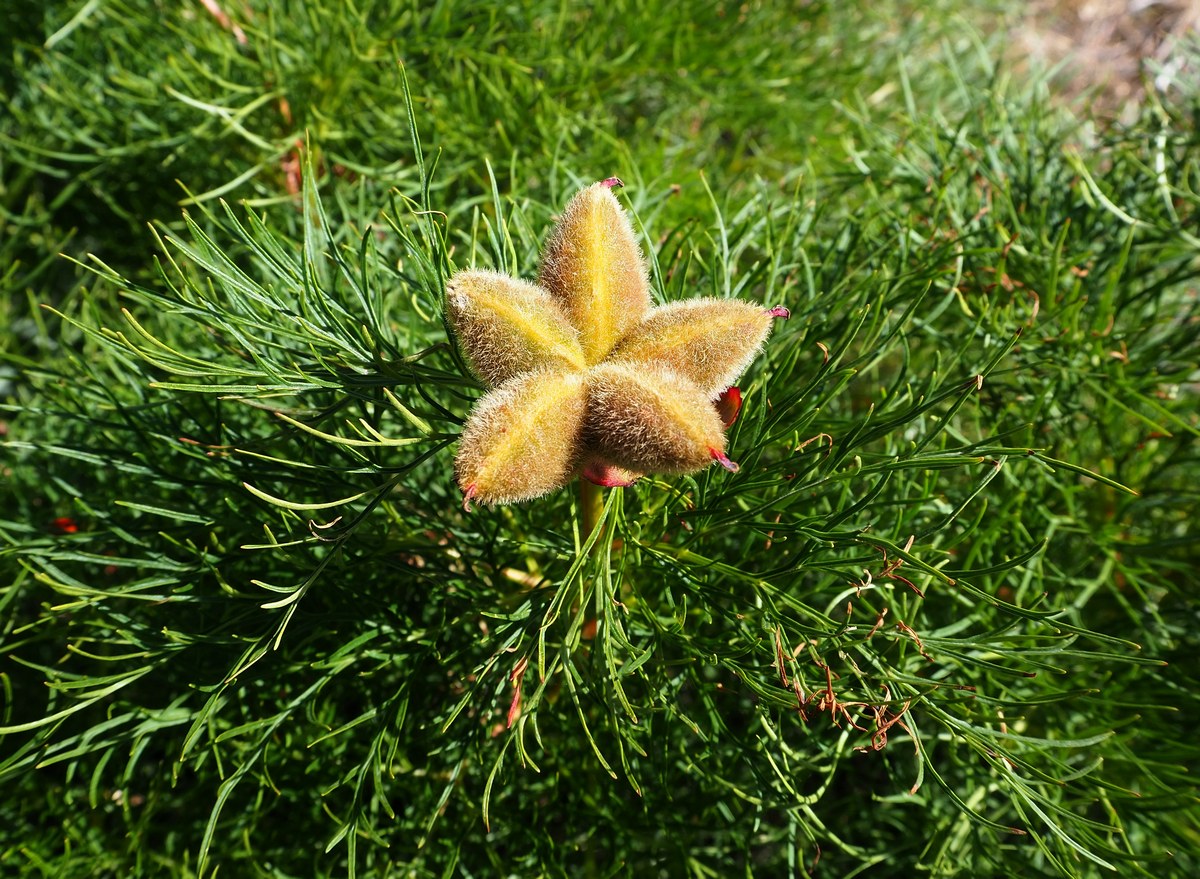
1014,0,1198,117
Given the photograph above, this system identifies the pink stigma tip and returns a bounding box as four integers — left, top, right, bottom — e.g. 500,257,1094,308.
712,449,740,473
600,176,625,189
766,305,790,319
462,484,477,512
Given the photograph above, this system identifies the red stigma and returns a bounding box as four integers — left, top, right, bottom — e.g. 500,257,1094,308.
711,449,740,473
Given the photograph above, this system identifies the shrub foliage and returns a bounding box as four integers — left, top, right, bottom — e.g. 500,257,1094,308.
2,2,1198,876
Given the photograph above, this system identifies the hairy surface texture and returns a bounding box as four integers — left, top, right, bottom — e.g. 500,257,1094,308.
610,298,776,398
577,455,642,487
446,270,586,387
454,370,588,504
537,183,651,363
584,362,728,474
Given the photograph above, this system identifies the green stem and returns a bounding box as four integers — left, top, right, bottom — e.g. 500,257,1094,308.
579,477,604,548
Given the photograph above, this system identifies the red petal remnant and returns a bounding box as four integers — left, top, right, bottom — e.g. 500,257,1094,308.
715,387,743,428
766,305,791,319
50,517,79,534
462,483,477,512
600,177,625,189
711,449,740,472
507,656,529,728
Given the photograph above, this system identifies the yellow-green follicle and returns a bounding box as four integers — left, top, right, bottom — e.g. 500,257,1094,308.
447,270,586,387
585,198,613,358
455,370,588,506
611,298,776,398
538,183,650,364
585,363,728,475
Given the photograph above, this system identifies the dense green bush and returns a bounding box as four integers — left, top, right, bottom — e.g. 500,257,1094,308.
3,2,1197,876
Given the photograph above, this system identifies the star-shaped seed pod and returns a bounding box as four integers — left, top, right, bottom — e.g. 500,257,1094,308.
447,178,788,508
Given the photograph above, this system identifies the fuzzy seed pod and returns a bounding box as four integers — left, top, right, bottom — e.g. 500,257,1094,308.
455,370,588,505
537,182,650,364
610,298,778,398
446,270,586,388
448,179,784,509
585,362,732,475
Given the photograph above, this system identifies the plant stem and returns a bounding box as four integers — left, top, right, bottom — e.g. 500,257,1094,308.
579,477,604,548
